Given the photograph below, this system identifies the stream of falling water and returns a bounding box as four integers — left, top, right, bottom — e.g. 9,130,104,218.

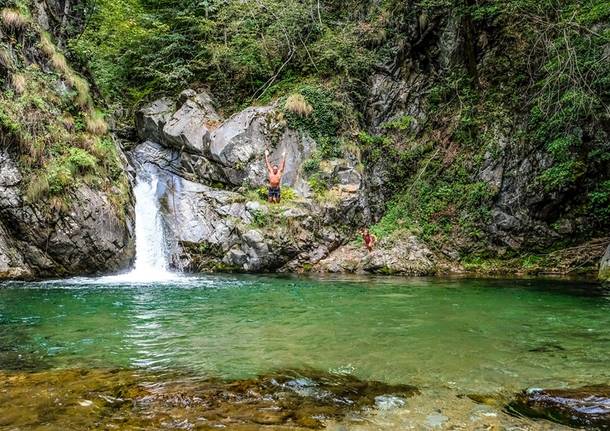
100,166,179,283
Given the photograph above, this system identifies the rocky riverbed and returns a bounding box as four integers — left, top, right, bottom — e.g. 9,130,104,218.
4,367,608,430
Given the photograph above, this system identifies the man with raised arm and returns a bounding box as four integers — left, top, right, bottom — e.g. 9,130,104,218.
264,149,286,204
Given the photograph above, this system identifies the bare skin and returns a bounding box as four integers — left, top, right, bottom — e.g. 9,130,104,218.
265,149,286,203
360,228,377,252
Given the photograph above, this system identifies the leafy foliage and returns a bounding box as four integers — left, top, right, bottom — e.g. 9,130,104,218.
70,0,380,111
0,5,129,215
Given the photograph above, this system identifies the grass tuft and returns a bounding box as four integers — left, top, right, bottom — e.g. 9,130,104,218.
25,174,49,202
0,46,13,69
10,73,26,94
61,113,75,131
285,93,313,117
85,110,108,136
1,8,28,30
50,51,69,75
39,32,56,57
71,76,91,108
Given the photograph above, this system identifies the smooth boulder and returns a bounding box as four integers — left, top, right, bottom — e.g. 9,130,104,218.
162,89,221,154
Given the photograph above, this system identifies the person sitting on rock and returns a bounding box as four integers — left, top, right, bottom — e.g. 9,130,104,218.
360,228,377,252
264,149,286,204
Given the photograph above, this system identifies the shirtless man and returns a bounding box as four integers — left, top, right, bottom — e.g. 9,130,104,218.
264,149,286,203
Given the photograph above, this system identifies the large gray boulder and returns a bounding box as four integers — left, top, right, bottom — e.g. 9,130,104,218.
314,233,436,275
208,106,317,189
137,90,319,193
162,89,221,154
363,234,436,275
0,149,135,280
135,97,174,143
209,106,272,166
137,90,222,155
600,245,610,284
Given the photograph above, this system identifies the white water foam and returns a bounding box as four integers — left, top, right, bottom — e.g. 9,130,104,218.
97,169,180,284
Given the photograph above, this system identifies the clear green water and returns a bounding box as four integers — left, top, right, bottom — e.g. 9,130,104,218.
1,274,609,396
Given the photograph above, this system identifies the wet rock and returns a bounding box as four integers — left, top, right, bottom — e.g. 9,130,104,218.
0,149,135,280
599,245,610,284
0,368,418,430
509,386,610,429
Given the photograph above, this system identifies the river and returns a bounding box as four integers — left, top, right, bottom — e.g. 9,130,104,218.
1,274,608,429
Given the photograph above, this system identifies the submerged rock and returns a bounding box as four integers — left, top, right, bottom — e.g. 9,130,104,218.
0,368,418,430
509,386,610,429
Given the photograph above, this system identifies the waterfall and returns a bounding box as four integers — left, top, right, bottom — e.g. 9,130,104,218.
100,165,179,283
130,172,172,277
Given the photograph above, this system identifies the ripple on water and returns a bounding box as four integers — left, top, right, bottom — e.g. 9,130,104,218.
0,275,608,429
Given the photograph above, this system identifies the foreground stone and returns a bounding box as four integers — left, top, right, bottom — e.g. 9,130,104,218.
509,386,610,429
0,368,418,430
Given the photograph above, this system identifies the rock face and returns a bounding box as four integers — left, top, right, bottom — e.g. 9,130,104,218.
132,90,366,273
600,245,610,284
362,8,609,260
0,149,135,280
314,233,436,275
509,386,610,430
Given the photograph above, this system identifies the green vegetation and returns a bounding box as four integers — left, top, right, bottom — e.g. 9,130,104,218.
280,85,347,159
364,0,610,257
253,185,297,203
381,115,413,132
1,0,607,268
69,0,380,112
0,2,129,216
250,209,270,229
